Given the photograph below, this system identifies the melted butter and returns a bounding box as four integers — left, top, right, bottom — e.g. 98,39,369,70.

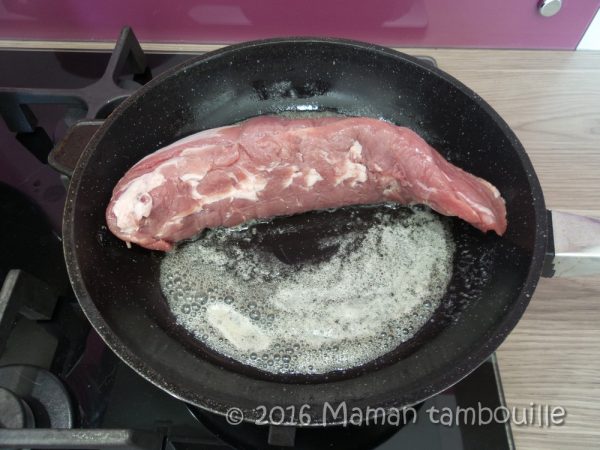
160,205,455,375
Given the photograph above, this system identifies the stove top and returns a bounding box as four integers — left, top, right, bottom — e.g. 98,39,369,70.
0,28,514,450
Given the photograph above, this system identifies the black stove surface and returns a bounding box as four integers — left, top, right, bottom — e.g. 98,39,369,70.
0,28,514,450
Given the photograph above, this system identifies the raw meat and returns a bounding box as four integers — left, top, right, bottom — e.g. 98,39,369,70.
106,116,507,251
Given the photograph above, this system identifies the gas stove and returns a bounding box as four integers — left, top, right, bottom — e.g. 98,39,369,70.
0,28,515,450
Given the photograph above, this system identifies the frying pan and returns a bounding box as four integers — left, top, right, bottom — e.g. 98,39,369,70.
54,37,600,426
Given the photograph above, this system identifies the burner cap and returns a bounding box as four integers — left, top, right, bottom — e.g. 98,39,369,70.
0,387,34,428
0,365,73,428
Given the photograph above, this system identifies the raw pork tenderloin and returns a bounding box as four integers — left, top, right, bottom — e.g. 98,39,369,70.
106,116,507,251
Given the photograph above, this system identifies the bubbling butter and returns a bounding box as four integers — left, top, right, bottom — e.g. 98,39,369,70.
160,205,455,375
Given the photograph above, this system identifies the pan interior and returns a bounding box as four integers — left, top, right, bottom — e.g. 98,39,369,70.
160,204,455,376
68,39,544,416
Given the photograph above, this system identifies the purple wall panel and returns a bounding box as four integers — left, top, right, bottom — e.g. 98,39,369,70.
0,0,599,49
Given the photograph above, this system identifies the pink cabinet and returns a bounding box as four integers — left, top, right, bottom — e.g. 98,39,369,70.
0,0,598,49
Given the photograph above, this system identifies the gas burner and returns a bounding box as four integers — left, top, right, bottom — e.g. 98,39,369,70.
0,387,35,429
0,365,74,429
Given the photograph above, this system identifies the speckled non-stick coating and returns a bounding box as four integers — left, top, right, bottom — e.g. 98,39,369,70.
63,38,547,425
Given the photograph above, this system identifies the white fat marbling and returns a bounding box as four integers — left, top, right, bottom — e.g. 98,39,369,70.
113,172,165,233
282,166,302,189
349,140,363,160
456,192,495,222
199,172,268,205
335,159,368,187
305,168,323,187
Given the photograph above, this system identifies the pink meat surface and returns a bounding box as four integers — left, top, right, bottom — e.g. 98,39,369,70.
106,116,507,251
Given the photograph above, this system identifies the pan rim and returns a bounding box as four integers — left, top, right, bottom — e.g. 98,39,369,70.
63,36,547,425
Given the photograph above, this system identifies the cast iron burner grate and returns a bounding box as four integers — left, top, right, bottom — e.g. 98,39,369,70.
0,27,151,165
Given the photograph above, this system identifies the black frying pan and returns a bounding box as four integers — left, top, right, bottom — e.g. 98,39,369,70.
61,38,549,425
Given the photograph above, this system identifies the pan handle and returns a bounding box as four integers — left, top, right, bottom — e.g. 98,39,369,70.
48,120,103,177
542,210,600,277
